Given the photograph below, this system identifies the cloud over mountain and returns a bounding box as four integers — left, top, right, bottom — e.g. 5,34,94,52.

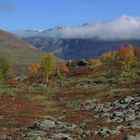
41,15,140,40
14,15,140,40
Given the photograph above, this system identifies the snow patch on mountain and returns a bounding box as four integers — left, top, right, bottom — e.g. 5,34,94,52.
13,15,140,40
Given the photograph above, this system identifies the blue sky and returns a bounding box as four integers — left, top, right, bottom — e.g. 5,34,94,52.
0,0,140,30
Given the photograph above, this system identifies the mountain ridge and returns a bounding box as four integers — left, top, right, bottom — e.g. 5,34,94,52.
13,15,140,40
12,15,140,60
23,37,140,60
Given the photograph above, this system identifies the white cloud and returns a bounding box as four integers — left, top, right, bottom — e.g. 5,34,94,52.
40,15,140,40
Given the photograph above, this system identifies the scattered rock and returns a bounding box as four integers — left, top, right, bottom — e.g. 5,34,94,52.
25,130,46,140
30,119,56,130
124,96,134,103
130,120,140,129
96,127,120,137
51,133,73,140
124,134,140,140
3,92,140,140
27,117,95,139
75,80,97,88
77,94,140,124
0,134,14,140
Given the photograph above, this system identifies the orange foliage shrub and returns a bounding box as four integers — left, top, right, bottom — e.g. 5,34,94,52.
119,44,135,58
119,44,137,69
28,64,40,76
59,62,69,74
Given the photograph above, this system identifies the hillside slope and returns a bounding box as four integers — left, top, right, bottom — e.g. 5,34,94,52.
0,29,45,64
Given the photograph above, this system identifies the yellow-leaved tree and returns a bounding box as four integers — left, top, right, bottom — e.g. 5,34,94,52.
89,59,102,68
102,51,117,64
40,53,56,84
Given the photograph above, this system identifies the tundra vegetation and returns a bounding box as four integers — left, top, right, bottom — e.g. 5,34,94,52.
0,44,140,140
0,56,12,82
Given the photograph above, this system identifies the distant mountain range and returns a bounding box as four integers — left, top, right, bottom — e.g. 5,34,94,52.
13,26,140,60
12,16,140,60
3,16,140,63
13,16,140,39
21,37,140,60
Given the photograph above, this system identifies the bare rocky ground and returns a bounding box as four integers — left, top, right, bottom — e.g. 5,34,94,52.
0,66,140,140
0,88,140,140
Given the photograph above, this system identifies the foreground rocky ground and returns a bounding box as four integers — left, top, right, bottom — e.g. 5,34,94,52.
0,89,140,140
0,65,140,140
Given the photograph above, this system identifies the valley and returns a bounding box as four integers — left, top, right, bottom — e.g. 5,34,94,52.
0,6,140,139
0,47,140,139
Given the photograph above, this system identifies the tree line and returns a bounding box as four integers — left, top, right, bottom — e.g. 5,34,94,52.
0,44,139,84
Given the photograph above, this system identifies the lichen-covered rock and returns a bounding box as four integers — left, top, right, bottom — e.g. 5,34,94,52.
30,120,56,130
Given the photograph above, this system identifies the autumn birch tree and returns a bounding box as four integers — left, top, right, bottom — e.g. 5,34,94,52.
40,53,56,84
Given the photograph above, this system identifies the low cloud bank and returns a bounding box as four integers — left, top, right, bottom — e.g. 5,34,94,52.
42,15,140,40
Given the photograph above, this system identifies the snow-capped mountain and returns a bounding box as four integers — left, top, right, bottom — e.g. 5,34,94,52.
14,29,43,38
47,25,65,31
14,26,65,38
14,15,140,40
12,15,140,60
